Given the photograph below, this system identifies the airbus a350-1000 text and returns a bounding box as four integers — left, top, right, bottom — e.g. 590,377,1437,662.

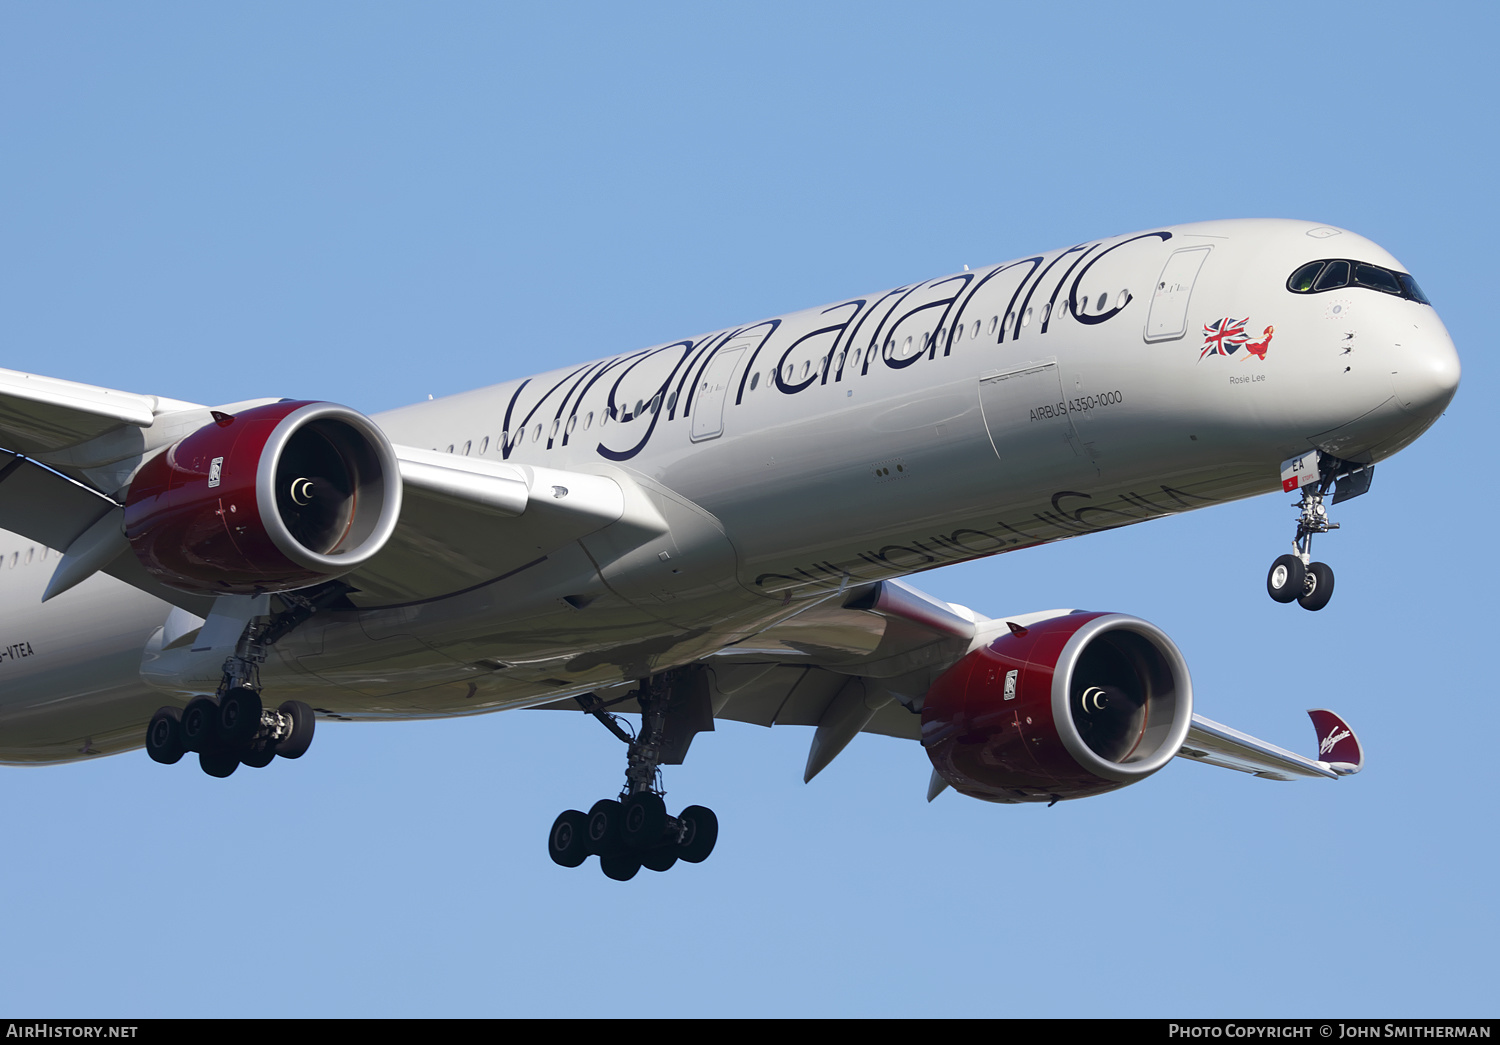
0,219,1458,879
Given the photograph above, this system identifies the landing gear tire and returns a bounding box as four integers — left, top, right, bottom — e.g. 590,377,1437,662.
621,791,667,849
599,852,641,882
676,805,718,864
1298,561,1336,611
181,696,220,753
273,700,316,759
548,810,591,868
240,741,276,769
640,844,678,873
199,747,239,778
586,799,623,857
145,707,185,765
1267,554,1305,604
219,686,262,746
555,673,724,878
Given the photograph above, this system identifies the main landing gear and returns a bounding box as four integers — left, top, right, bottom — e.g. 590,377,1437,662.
145,690,314,777
1265,451,1374,612
548,671,719,881
142,588,341,776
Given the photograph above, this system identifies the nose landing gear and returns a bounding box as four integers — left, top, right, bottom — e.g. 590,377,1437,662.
1266,451,1372,611
548,669,719,880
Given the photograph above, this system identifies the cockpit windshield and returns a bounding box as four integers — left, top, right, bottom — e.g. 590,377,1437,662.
1287,259,1430,304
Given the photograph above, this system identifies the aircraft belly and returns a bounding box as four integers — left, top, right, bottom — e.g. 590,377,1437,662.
263,537,776,715
0,543,173,763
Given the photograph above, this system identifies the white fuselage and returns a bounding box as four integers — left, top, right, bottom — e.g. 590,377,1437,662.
0,219,1460,762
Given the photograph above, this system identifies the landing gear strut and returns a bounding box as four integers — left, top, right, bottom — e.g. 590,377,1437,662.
548,671,718,880
1266,451,1372,612
144,587,340,776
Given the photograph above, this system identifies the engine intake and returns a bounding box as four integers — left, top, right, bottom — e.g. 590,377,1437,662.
922,612,1192,803
124,401,401,594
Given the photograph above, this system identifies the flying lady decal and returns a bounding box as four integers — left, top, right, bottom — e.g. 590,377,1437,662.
1200,317,1273,361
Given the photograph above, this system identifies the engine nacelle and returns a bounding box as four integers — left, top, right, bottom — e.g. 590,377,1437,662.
123,400,402,594
922,612,1193,804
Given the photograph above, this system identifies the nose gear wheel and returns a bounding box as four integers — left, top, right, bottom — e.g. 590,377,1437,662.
1265,451,1367,611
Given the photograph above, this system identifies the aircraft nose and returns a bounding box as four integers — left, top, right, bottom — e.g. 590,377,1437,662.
1392,329,1461,419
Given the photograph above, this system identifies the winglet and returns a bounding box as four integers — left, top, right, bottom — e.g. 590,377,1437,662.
1307,708,1363,775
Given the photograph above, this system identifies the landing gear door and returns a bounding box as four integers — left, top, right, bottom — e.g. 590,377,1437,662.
690,347,746,442
1145,246,1211,342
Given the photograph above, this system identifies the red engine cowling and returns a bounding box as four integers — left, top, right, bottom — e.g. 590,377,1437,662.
123,400,402,594
922,612,1193,804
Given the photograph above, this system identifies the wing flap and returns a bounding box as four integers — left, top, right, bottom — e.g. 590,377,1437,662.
0,450,115,551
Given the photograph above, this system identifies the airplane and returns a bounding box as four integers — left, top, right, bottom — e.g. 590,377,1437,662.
0,218,1457,880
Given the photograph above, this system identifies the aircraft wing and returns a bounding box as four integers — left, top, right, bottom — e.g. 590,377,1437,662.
1177,710,1363,781
341,446,637,605
533,581,1365,792
0,367,651,609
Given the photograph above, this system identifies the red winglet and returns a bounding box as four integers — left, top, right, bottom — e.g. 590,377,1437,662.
1307,709,1363,774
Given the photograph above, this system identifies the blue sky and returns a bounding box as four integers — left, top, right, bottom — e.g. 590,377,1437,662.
0,2,1493,1017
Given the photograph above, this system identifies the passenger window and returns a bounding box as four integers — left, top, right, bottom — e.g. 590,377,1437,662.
750,371,759,390
479,437,489,454
1313,260,1351,291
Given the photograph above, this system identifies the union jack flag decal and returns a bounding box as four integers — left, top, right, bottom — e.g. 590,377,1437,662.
1200,317,1249,360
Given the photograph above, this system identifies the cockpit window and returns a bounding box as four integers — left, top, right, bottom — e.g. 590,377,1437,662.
1288,258,1429,304
1288,262,1323,292
1354,263,1402,296
1313,260,1350,291
1397,272,1431,305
